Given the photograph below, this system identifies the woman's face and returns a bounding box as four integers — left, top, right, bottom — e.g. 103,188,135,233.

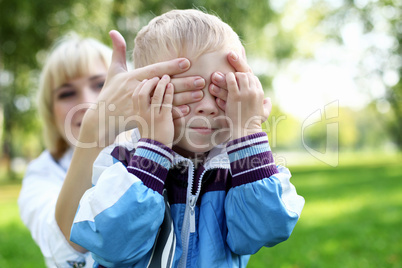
52,60,107,147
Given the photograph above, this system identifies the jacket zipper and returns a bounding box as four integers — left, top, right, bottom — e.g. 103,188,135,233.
177,159,194,268
178,159,212,268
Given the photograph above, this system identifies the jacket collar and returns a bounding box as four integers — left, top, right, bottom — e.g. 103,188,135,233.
130,128,230,171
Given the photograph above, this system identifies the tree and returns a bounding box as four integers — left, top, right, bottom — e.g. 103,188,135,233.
0,0,115,178
321,0,402,149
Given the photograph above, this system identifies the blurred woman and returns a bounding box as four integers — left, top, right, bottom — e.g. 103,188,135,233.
18,30,207,267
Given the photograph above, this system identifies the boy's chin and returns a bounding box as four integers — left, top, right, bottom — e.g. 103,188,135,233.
172,143,214,158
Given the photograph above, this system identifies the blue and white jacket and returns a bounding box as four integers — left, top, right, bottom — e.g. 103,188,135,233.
71,129,304,268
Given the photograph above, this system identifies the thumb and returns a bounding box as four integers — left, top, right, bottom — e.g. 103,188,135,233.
109,30,128,75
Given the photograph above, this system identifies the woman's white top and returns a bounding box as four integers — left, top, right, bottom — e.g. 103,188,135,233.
18,149,94,268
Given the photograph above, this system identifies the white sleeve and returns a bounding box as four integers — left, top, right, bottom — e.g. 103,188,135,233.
18,155,92,267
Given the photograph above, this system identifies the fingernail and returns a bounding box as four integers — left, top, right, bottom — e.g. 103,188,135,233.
213,72,224,82
192,90,203,100
211,84,219,93
179,59,190,70
194,78,205,88
179,106,189,114
230,51,238,61
162,74,169,80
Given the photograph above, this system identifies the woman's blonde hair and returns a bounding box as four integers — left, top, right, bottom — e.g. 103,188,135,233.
133,9,243,68
37,33,112,158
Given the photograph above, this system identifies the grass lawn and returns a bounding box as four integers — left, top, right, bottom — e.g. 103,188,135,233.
0,153,401,267
248,159,402,268
0,182,45,267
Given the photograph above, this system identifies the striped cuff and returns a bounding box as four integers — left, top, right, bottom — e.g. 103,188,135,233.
128,139,174,194
227,132,279,187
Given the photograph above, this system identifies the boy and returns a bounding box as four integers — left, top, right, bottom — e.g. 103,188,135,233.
71,9,304,268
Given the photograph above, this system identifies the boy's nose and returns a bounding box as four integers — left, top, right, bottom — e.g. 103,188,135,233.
194,91,219,116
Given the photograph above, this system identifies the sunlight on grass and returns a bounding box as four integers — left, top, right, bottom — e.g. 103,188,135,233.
248,161,402,268
0,153,401,267
0,184,22,227
300,190,402,228
0,183,46,267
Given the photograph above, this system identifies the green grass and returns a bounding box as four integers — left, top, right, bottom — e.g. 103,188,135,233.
248,161,402,268
0,183,45,267
0,154,401,267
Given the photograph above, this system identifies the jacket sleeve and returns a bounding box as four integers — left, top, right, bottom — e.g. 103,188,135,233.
18,152,89,268
224,132,305,255
70,139,174,267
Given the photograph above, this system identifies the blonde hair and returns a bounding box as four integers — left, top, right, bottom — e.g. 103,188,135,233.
37,33,112,158
133,9,243,68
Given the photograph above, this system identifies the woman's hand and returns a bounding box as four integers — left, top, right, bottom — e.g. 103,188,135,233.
81,30,205,147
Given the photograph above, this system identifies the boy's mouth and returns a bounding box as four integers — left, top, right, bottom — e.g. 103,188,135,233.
189,127,217,134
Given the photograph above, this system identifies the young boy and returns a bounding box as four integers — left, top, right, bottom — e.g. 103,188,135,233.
71,9,304,268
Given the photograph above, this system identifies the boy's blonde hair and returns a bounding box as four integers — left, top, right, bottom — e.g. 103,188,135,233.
37,33,112,158
133,9,243,68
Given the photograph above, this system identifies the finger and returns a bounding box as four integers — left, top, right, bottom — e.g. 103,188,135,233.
252,74,265,99
209,83,228,101
138,77,159,111
227,50,252,73
161,83,174,113
152,75,170,107
226,72,239,97
172,105,190,119
255,75,263,90
133,79,147,96
171,76,205,93
211,72,227,89
132,79,147,109
235,72,249,92
133,58,191,81
172,90,203,106
247,73,256,91
216,98,226,111
109,30,128,75
262,97,272,122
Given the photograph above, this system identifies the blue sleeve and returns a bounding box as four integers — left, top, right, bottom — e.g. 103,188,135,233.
71,139,174,267
224,132,305,255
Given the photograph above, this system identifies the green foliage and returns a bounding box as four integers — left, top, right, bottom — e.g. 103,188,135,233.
321,0,402,149
0,0,116,168
1,0,401,179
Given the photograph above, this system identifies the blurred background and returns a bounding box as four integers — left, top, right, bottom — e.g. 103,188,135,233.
0,0,401,267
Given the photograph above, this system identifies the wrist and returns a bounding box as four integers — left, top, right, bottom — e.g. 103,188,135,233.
78,109,117,148
139,128,173,149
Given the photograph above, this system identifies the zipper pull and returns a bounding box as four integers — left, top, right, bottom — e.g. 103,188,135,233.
189,196,196,233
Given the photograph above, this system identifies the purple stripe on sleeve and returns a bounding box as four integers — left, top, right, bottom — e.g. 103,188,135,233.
138,139,174,155
128,155,168,194
226,132,267,148
230,151,275,176
231,163,279,187
227,140,268,155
